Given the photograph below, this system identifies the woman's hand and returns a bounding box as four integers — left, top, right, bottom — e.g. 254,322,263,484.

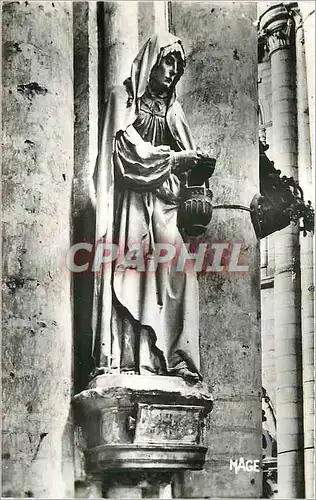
172,149,214,174
172,150,203,174
196,148,213,160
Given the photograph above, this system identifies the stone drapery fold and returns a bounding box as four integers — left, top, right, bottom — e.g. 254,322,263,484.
91,32,199,377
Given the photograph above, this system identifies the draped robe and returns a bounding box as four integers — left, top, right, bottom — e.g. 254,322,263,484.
92,32,201,379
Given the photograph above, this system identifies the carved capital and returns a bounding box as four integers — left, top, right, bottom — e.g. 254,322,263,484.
259,4,295,57
266,20,294,53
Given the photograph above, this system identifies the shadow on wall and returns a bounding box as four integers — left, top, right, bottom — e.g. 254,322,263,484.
72,193,96,393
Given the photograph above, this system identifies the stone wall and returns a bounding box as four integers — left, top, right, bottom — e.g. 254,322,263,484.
2,2,74,497
170,2,261,497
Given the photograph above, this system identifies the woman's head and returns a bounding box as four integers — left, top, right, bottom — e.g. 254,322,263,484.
126,33,186,104
150,48,185,93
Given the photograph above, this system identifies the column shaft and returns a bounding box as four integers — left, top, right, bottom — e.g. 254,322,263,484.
295,17,315,499
73,0,99,393
299,3,315,181
100,4,139,498
72,2,99,486
2,2,74,497
138,1,168,47
266,9,304,498
103,1,139,96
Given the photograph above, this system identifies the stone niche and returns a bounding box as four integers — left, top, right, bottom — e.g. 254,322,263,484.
73,374,213,497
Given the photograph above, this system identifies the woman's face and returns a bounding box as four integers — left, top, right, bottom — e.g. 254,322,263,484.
150,53,179,90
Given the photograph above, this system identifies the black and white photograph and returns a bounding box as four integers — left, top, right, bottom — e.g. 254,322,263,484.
1,1,315,498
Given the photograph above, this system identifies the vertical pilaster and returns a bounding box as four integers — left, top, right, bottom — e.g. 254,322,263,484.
73,0,99,394
294,9,315,499
72,2,99,487
299,3,315,182
260,5,304,497
100,4,138,497
153,1,168,32
103,1,138,98
2,1,74,497
138,1,168,47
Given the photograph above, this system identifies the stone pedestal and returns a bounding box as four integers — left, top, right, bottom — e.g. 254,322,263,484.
73,375,213,498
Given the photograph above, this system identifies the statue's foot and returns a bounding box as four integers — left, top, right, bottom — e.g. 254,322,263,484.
90,367,139,379
89,366,112,379
139,365,166,376
172,368,201,384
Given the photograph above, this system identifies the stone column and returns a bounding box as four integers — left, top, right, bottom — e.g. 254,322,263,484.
294,9,315,499
299,3,315,178
259,5,305,498
153,1,168,32
2,2,74,497
138,1,168,47
102,5,138,497
72,2,99,488
103,1,138,98
73,0,99,393
73,3,138,498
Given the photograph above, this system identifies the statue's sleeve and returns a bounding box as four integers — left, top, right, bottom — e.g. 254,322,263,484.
113,125,173,189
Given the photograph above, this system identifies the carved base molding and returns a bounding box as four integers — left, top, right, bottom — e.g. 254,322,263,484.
86,443,208,471
73,374,213,493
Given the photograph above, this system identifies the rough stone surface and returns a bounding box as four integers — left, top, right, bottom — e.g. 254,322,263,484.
2,2,74,497
171,2,262,497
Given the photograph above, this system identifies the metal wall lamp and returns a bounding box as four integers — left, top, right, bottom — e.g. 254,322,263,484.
250,140,314,239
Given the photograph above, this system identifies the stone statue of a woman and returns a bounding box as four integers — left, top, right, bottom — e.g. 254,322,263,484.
92,32,212,383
